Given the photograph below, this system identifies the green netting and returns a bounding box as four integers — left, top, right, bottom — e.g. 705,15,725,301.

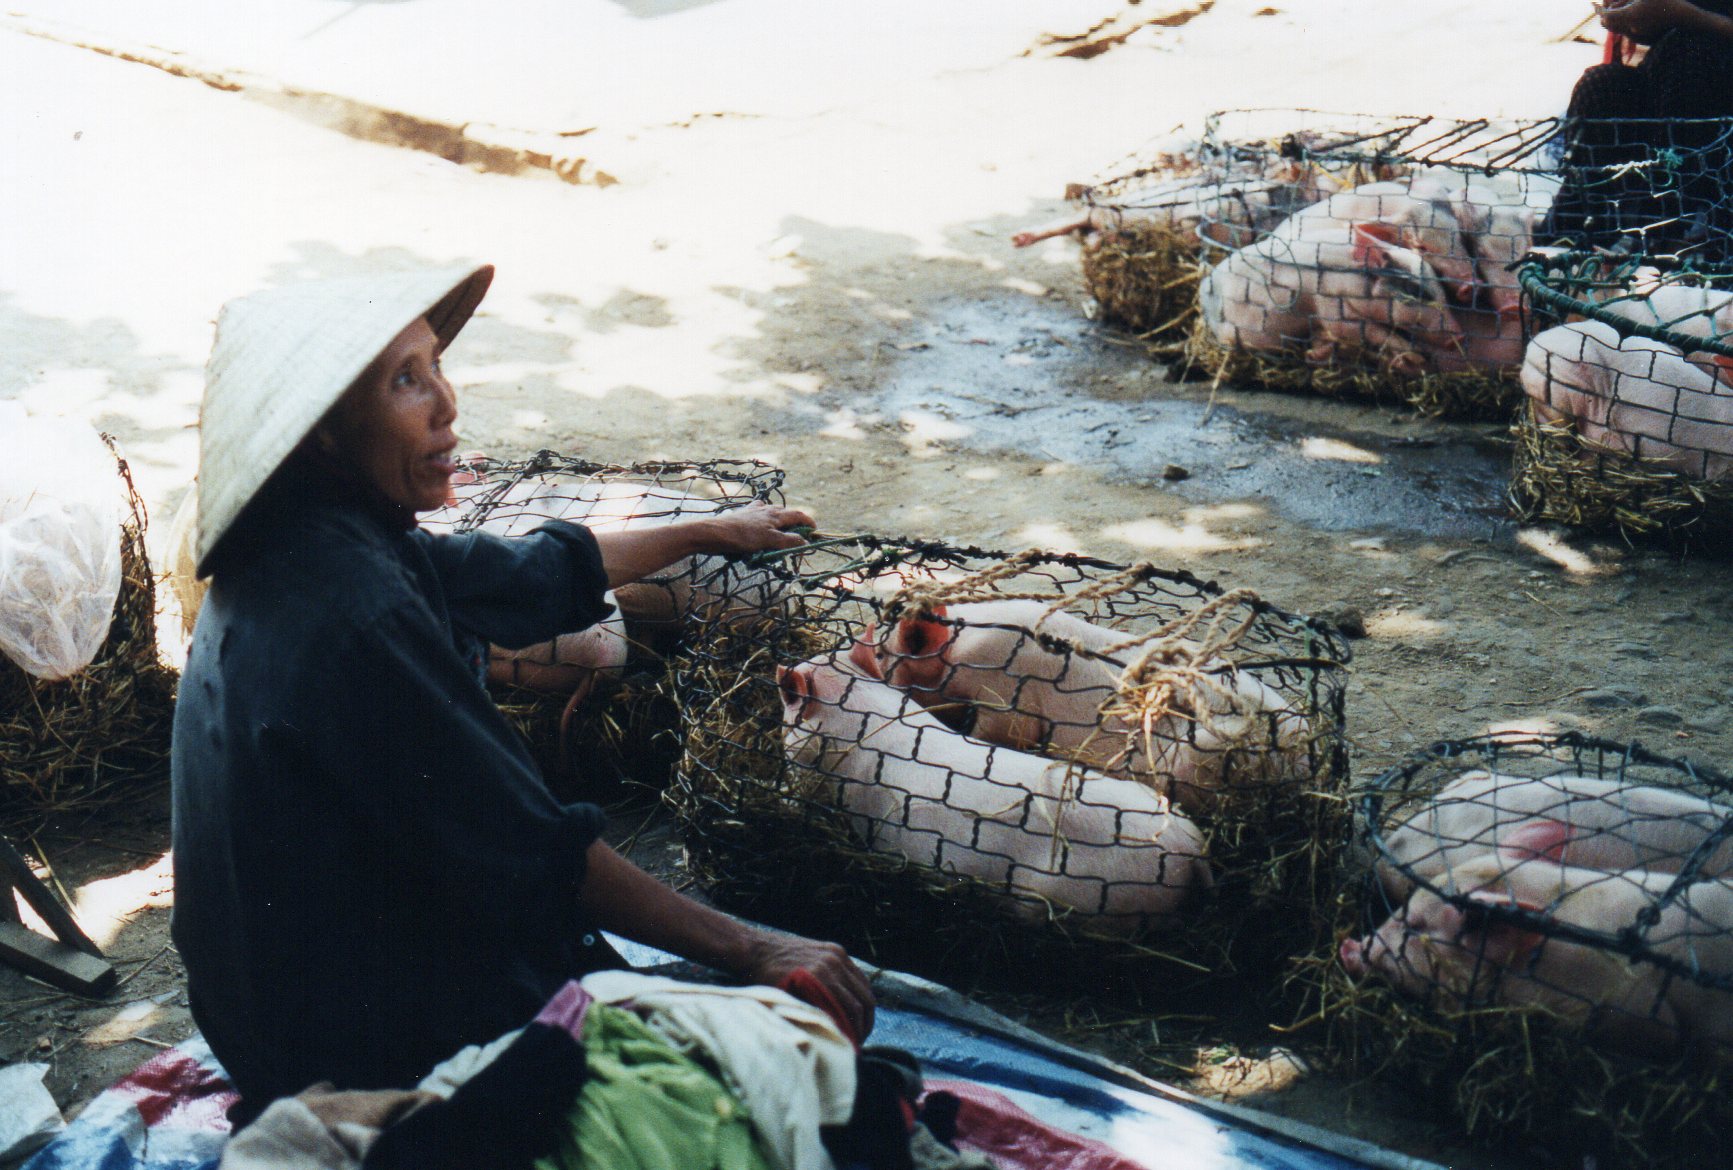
1511,252,1733,549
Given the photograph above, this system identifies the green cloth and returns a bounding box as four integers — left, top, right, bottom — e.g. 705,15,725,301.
535,1003,771,1170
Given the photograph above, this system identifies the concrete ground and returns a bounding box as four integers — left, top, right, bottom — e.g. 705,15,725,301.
4,3,1723,1167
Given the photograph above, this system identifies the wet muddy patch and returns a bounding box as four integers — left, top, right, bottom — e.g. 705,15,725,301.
784,292,1514,541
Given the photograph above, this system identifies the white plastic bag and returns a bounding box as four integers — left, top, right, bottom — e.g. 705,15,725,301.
0,404,124,681
0,1062,64,1164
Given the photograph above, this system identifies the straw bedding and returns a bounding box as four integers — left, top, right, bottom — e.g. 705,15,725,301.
0,446,176,833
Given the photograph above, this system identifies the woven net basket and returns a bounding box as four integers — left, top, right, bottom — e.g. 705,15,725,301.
420,451,786,795
669,538,1350,992
1511,250,1733,550
1301,732,1733,1168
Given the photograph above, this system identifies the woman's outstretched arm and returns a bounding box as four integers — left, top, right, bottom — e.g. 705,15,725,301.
590,501,814,588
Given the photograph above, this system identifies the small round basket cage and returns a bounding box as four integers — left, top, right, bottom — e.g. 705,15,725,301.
669,539,1350,991
1,443,175,833
1180,109,1566,420
1311,732,1733,1168
420,451,786,794
1513,250,1733,550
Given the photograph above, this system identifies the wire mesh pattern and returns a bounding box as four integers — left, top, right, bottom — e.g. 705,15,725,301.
0,442,175,832
1513,251,1733,546
670,540,1349,981
1033,116,1415,343
1545,116,1733,261
420,451,786,792
1312,733,1733,1166
1177,110,1572,418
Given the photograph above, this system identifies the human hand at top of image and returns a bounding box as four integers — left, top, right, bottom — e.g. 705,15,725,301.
1597,0,1732,43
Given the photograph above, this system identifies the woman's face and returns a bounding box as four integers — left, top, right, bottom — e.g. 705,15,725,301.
319,316,459,513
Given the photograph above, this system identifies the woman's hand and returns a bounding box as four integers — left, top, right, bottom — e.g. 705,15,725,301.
736,927,875,1041
1597,0,1715,41
592,502,814,588
578,843,875,1041
689,502,815,557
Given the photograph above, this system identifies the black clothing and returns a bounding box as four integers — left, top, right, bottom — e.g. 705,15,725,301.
1547,18,1733,256
171,472,619,1116
363,1021,589,1170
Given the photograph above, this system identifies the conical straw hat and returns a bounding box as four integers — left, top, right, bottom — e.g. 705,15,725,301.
195,263,493,576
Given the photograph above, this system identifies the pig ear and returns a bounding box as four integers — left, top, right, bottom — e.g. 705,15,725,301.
776,664,810,708
847,631,883,679
1460,890,1547,967
1350,222,1405,270
1500,819,1574,864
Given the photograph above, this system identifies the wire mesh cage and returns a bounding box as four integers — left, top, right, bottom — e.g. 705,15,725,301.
1024,113,1424,345
1180,109,1575,419
1513,250,1733,548
669,540,1350,988
419,451,787,793
1307,732,1733,1167
1545,115,1733,262
1,443,175,833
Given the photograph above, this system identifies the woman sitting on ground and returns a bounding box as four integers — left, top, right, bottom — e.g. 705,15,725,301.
171,264,873,1123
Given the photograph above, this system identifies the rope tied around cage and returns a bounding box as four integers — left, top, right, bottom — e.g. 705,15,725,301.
1094,588,1270,784
881,554,1274,762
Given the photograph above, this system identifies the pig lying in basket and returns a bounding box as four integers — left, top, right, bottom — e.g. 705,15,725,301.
1522,286,1733,482
1198,168,1554,377
847,599,1311,816
777,650,1214,938
1341,769,1733,1059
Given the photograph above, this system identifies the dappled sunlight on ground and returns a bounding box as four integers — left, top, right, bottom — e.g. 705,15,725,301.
1100,515,1256,555
71,852,174,952
1517,527,1620,579
1300,436,1382,465
1364,610,1450,642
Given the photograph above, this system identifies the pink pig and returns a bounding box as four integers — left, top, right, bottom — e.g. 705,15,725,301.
1341,852,1733,1059
778,651,1212,935
1198,220,1467,376
1522,319,1733,481
1376,769,1733,904
849,599,1308,815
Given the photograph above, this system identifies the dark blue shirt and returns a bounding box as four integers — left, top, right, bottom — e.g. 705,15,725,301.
171,477,618,1112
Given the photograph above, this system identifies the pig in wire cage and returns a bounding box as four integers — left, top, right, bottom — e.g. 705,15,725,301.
1019,111,1425,346
416,451,788,795
668,539,1351,995
1511,249,1733,550
1178,109,1577,421
1300,732,1733,1169
1,441,175,833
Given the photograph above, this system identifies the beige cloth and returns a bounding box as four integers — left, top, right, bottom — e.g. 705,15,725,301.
217,1085,437,1170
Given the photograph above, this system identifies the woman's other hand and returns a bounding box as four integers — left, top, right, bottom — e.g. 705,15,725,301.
692,502,815,557
592,502,814,588
738,928,876,1042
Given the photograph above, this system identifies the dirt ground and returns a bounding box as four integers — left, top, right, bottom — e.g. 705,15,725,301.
2,4,1727,1167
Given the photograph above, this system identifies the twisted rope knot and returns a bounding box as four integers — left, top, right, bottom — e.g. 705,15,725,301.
883,554,1267,745
1107,587,1266,737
